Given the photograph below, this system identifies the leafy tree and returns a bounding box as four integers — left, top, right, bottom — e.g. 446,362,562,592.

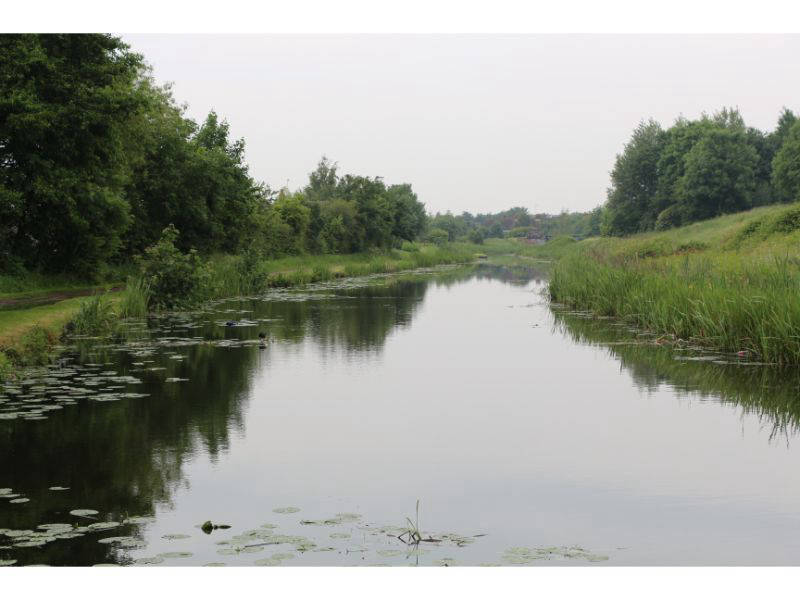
603,120,666,235
425,228,449,246
468,227,486,244
772,120,800,203
677,128,758,221
139,225,208,309
386,183,426,243
304,156,338,203
0,34,146,275
273,191,311,254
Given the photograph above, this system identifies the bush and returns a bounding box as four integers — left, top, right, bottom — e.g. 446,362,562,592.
468,228,486,245
507,226,532,238
19,324,53,366
654,205,683,231
119,275,152,318
139,225,208,309
425,228,450,246
0,351,15,383
69,294,117,335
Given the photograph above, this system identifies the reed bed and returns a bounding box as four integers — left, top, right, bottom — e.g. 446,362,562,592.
548,203,800,365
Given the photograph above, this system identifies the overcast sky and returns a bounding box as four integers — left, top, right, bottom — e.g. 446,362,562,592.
123,35,800,216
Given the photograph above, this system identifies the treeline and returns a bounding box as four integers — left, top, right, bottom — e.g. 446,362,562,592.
0,34,426,278
603,107,800,235
426,206,603,243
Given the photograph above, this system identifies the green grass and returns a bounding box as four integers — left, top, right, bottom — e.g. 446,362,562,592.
546,202,800,364
203,242,489,298
118,276,151,318
0,242,491,363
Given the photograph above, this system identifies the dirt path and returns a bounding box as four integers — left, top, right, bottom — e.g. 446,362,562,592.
0,285,124,310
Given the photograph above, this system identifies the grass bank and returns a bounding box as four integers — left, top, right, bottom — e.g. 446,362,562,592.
545,202,800,364
202,242,491,298
0,242,494,380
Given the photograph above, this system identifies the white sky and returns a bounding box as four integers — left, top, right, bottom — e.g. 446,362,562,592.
123,34,800,216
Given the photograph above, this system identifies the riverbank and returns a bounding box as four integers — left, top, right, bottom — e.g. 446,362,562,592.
0,241,511,380
545,202,800,364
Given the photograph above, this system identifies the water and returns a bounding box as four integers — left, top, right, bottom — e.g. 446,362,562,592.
3,264,800,566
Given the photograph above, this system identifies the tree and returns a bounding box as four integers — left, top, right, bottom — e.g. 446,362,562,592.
677,128,758,221
304,156,338,203
603,120,666,235
0,34,147,275
772,120,800,203
385,184,426,244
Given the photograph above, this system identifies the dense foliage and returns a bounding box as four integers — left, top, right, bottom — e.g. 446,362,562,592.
0,34,428,279
603,108,799,235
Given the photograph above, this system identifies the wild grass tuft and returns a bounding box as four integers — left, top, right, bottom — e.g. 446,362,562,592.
118,276,151,318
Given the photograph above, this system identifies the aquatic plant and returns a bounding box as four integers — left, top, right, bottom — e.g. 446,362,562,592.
118,276,151,318
547,202,800,365
0,351,14,382
69,294,117,335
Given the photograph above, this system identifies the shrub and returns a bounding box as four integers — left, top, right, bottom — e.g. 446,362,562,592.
468,227,486,245
119,275,152,318
69,294,117,335
0,351,14,383
425,228,449,246
507,226,532,238
19,324,53,366
654,205,683,231
139,225,208,309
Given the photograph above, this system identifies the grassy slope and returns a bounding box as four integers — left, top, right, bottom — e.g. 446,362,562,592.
545,202,800,364
0,297,88,348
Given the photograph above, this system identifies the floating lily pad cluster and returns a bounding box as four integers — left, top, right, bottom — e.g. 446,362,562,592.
501,545,609,564
0,363,148,421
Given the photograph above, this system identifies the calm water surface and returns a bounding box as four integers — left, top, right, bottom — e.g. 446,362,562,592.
3,265,800,566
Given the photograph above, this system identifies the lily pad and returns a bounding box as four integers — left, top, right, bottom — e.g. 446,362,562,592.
70,509,99,517
0,559,18,566
162,533,191,540
158,551,193,559
9,498,29,504
87,522,120,531
134,556,165,565
272,506,300,514
48,486,70,491
253,558,282,566
123,516,155,525
271,552,295,560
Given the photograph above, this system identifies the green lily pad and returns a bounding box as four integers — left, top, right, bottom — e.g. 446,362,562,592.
271,552,295,560
87,522,120,531
123,516,155,525
0,559,18,566
203,562,227,567
37,523,73,531
272,506,300,514
14,540,47,548
162,533,190,540
70,509,99,517
48,486,70,491
97,536,132,544
158,551,193,559
330,532,351,539
9,498,29,504
253,558,282,566
134,556,165,565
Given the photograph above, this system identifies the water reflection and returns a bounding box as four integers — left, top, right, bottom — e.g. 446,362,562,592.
3,263,800,566
553,310,800,441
